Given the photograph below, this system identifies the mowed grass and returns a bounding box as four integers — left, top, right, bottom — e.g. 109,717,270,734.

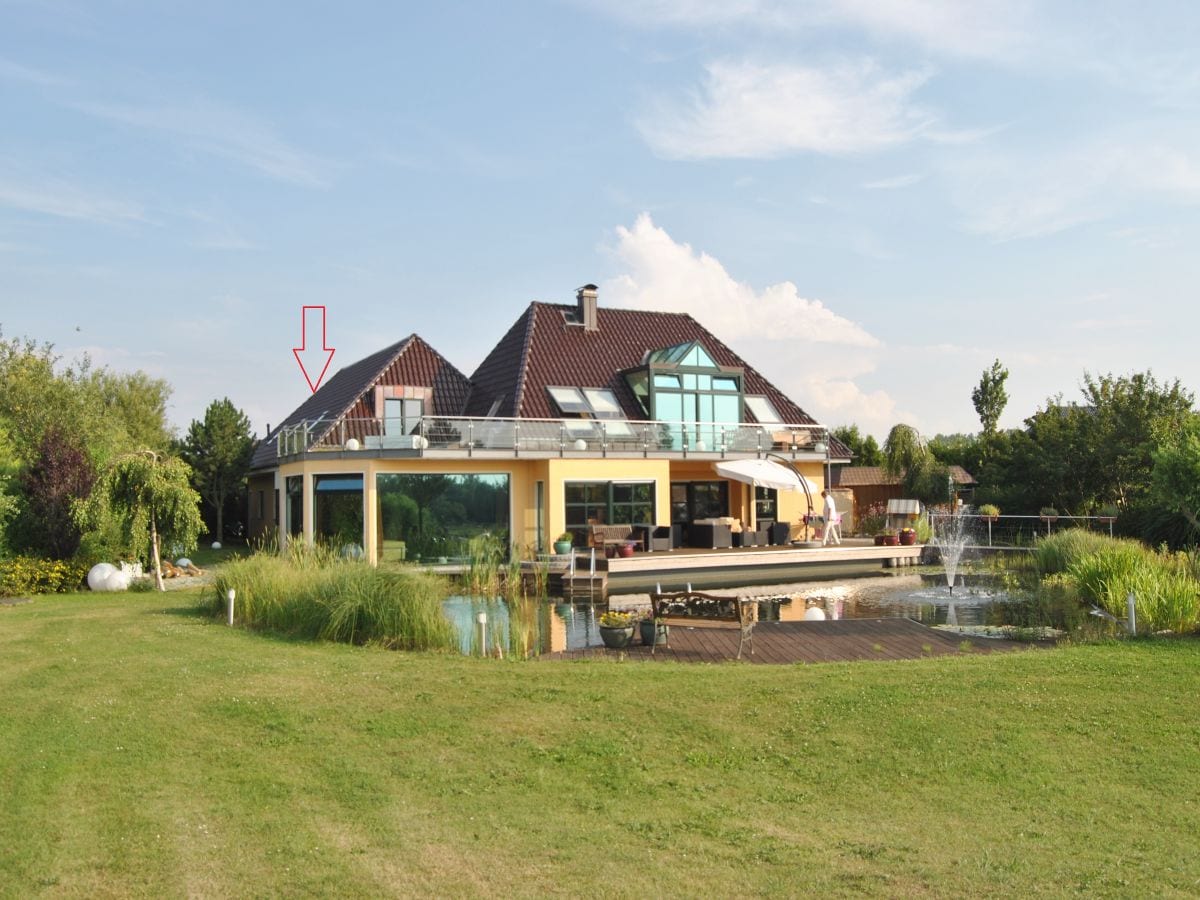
2,594,1198,898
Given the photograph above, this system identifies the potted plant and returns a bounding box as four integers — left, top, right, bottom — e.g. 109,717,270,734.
898,527,917,546
1097,504,1118,524
874,531,899,546
1039,506,1058,522
553,532,574,555
978,503,1000,523
598,610,635,649
639,613,667,647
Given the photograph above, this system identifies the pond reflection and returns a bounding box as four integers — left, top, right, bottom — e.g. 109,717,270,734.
444,574,1014,656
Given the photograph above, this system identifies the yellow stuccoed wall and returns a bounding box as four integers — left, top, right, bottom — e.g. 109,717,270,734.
272,454,830,562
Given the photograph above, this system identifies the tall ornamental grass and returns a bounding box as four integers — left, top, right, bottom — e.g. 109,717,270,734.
210,550,456,651
1031,528,1122,575
1068,544,1200,635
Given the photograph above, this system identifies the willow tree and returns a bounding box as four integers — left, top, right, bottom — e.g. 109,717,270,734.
86,450,204,591
883,424,951,507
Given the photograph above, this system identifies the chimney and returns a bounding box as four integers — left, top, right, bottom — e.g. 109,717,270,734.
576,283,599,331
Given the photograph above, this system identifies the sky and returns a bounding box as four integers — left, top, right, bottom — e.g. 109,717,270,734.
2,0,1198,441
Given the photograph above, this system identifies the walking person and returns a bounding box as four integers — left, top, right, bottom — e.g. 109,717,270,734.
820,490,842,546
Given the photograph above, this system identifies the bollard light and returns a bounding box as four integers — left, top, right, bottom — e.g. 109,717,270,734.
227,588,236,626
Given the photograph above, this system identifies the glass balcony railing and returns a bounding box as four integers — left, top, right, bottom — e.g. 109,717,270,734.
275,416,830,460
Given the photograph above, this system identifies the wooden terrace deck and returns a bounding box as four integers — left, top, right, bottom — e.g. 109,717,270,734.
543,617,1034,664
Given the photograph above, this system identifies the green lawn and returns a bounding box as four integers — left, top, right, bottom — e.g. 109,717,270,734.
2,593,1198,898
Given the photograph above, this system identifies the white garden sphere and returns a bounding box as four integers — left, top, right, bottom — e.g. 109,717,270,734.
211,541,222,550
344,438,361,451
341,543,364,559
803,606,827,621
87,563,116,591
103,570,131,592
176,558,192,568
573,438,587,451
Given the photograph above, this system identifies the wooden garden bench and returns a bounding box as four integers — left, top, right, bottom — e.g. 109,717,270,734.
649,590,757,658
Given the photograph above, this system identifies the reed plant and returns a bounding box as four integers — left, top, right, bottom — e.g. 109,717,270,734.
1069,544,1199,634
210,551,456,651
464,532,506,596
1031,528,1123,575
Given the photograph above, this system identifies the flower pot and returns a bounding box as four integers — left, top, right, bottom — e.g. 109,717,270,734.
898,531,916,546
640,619,667,646
553,540,573,555
599,625,633,649
618,542,635,558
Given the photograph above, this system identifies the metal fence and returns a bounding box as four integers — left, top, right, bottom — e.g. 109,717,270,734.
927,512,1118,548
275,415,831,460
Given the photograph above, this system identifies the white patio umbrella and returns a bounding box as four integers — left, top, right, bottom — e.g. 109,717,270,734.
712,458,821,494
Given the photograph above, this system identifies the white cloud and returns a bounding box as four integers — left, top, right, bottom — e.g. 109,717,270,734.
603,213,880,348
637,59,935,159
949,135,1200,240
583,0,1034,62
0,172,146,225
0,55,68,87
861,172,923,189
72,98,329,188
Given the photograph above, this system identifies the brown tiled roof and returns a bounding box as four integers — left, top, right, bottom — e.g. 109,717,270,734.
463,302,848,457
831,465,976,487
250,335,470,470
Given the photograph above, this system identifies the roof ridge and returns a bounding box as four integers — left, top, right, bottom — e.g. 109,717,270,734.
511,305,537,416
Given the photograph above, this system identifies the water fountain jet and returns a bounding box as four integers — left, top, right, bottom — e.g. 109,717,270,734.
932,511,973,594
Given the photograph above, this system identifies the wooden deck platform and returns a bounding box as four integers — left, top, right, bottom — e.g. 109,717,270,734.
542,617,1033,664
577,540,925,596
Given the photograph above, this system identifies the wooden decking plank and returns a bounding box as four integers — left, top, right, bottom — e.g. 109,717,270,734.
544,617,1033,664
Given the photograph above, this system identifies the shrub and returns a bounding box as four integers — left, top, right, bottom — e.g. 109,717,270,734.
210,552,456,651
856,502,887,536
0,556,89,596
978,503,1000,518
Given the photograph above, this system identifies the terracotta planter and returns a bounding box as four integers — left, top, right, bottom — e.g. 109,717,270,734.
875,534,899,546
618,542,636,558
898,530,916,546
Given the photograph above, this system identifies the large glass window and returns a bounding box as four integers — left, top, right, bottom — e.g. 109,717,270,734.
314,474,364,551
286,476,303,537
377,473,510,563
564,481,655,545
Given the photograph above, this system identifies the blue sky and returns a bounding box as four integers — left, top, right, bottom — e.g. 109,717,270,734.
2,0,1198,441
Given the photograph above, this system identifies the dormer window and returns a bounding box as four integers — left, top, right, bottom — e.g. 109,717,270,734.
623,340,744,447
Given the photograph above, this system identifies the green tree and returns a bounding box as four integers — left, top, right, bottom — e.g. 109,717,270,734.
1150,414,1200,533
883,424,951,507
83,450,203,591
1079,371,1193,510
882,424,926,478
831,425,883,466
971,359,1009,437
180,398,255,543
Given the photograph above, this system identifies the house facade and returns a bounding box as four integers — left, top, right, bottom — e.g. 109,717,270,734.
248,286,849,564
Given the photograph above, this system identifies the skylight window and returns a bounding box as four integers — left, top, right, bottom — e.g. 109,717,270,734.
745,395,782,424
547,386,589,414
582,388,622,418
549,386,627,419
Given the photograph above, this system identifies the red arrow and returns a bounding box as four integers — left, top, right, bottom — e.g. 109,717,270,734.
293,305,336,393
